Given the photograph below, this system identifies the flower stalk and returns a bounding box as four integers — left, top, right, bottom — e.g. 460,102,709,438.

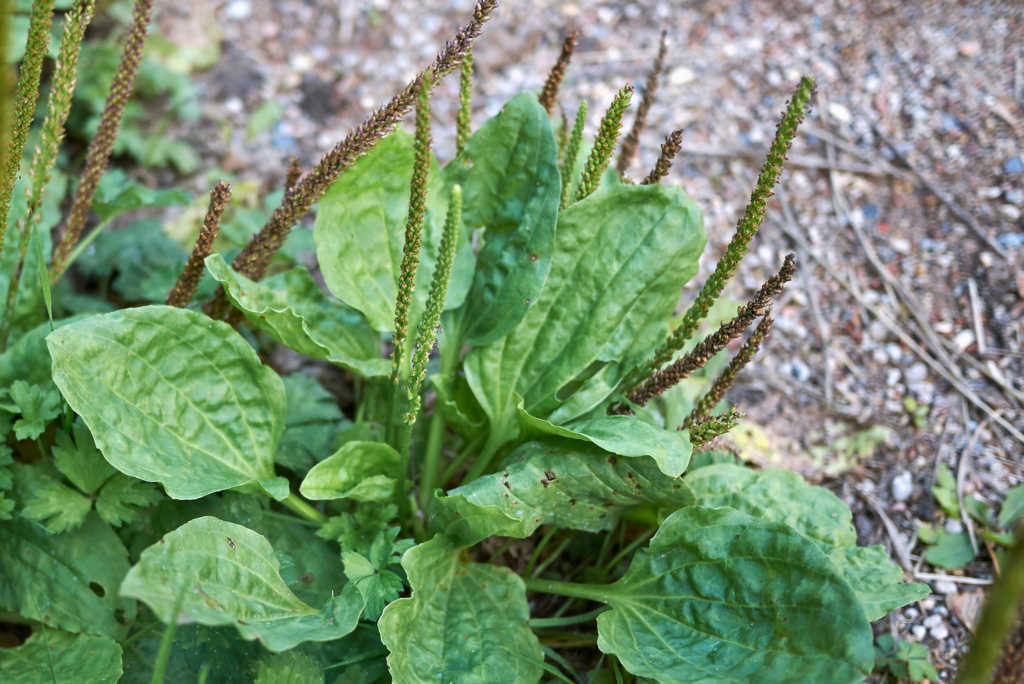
574,84,633,203
51,0,155,281
684,312,774,429
0,0,95,351
685,407,742,447
559,102,587,209
538,30,577,115
628,255,795,407
166,182,231,308
456,46,473,156
642,128,683,185
616,31,667,176
204,0,499,320
627,77,813,389
0,0,55,253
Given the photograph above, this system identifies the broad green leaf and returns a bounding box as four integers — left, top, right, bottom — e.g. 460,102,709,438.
923,530,976,569
434,441,695,547
47,306,289,500
0,316,87,391
379,536,543,684
206,254,388,377
0,514,135,638
685,464,857,548
430,371,486,439
0,629,122,683
300,441,401,502
314,129,473,331
518,403,691,477
594,506,874,683
998,484,1024,528
121,516,363,652
277,372,351,473
830,545,928,621
442,92,560,344
254,651,324,684
686,464,926,618
465,183,704,445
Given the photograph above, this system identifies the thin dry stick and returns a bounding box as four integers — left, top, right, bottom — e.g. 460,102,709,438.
869,118,1007,259
204,0,500,319
642,129,683,185
616,30,667,175
538,30,577,115
682,144,914,180
628,255,796,407
767,181,1024,446
166,182,230,308
51,0,155,279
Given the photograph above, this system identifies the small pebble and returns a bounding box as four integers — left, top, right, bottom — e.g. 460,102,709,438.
912,625,927,639
935,580,959,594
1004,156,1023,175
924,615,943,629
930,624,949,640
225,0,251,20
905,607,920,619
953,330,975,352
945,519,964,533
921,598,936,610
892,471,914,501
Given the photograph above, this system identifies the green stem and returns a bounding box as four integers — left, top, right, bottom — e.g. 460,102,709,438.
531,534,576,579
262,509,321,528
438,433,485,485
54,217,113,281
524,577,610,603
601,529,653,576
150,584,186,684
530,607,608,629
418,321,461,512
280,493,326,525
524,527,558,577
958,532,1024,683
463,429,505,482
394,421,414,524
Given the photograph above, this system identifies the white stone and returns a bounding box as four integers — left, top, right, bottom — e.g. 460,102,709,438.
930,624,949,640
892,471,914,501
945,519,964,534
924,614,943,628
935,580,958,595
912,625,927,639
953,330,975,352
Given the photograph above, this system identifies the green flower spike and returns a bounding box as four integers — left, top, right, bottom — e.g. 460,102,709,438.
573,84,633,202
559,101,587,209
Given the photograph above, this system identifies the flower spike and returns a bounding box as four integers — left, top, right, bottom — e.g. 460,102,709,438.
642,128,683,185
166,182,231,308
559,102,587,209
539,30,577,115
617,30,668,175
574,84,633,202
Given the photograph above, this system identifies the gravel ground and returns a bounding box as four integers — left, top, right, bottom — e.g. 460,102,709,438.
152,1,1024,679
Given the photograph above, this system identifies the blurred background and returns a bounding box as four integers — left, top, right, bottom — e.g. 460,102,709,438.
53,0,1024,678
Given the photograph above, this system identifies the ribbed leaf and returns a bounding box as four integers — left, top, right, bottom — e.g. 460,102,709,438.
299,441,401,502
379,536,543,683
0,514,135,638
434,441,694,547
595,506,874,683
464,183,704,446
206,254,388,377
120,516,363,652
442,92,560,345
0,629,122,683
47,306,288,500
314,129,473,331
685,464,927,618
518,403,691,477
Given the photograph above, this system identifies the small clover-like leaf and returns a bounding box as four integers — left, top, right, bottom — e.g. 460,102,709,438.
8,379,61,440
95,474,162,527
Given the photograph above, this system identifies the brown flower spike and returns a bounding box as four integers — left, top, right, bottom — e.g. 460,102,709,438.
628,254,795,407
51,0,155,280
642,129,683,185
617,31,668,175
166,182,230,308
204,0,499,320
539,30,578,115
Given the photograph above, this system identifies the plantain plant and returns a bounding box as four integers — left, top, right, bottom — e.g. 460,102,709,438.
0,1,946,682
